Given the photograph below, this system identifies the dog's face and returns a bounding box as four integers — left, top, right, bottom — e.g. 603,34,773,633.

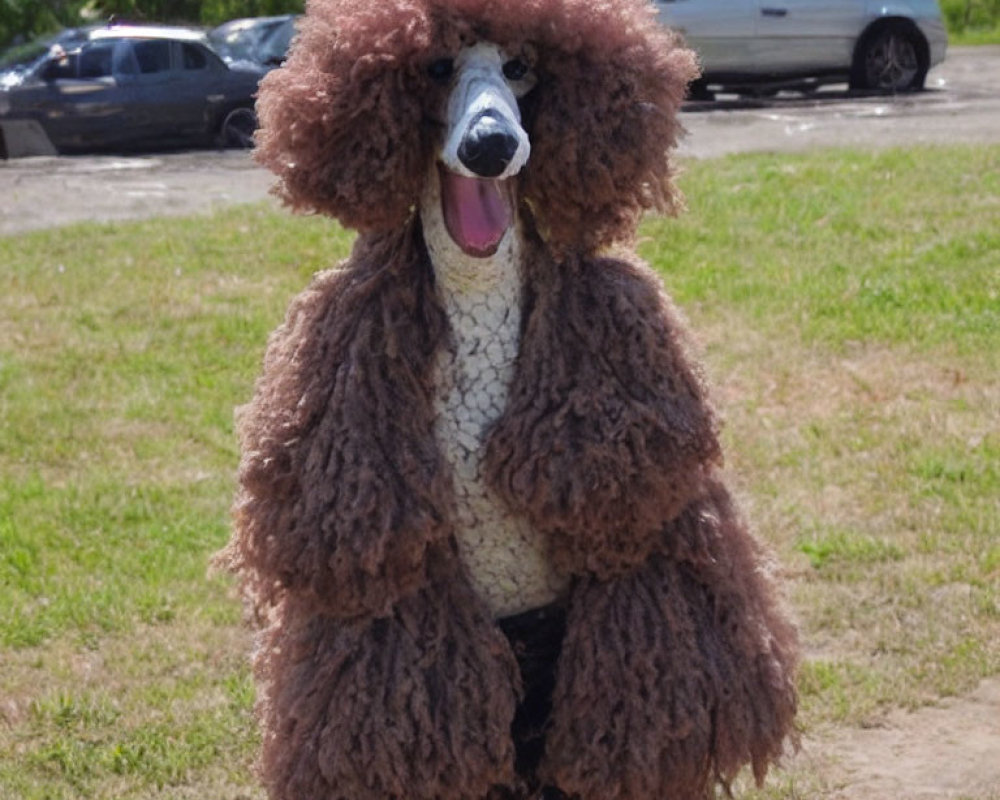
432,42,535,258
437,43,535,181
255,0,698,254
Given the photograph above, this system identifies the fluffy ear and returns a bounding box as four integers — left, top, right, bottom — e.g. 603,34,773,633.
519,1,698,252
253,1,439,231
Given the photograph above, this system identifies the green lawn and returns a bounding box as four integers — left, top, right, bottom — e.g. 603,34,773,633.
1,144,997,798
941,0,1000,44
646,145,1000,733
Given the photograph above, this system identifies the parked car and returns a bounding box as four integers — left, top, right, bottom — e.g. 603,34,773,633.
655,0,948,96
256,15,298,67
208,14,297,68
0,24,266,158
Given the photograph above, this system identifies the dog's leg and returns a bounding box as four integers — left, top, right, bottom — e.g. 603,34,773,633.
540,480,798,800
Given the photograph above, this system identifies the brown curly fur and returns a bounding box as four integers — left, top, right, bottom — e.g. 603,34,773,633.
253,545,521,800
542,480,799,799
484,229,722,580
228,223,452,620
220,0,800,798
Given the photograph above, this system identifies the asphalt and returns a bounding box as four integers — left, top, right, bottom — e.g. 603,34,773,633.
679,45,1000,158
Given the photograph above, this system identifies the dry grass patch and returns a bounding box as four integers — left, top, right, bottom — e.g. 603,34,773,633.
708,336,999,727
0,617,262,799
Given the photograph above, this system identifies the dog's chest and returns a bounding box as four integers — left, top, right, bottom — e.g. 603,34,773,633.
431,249,568,617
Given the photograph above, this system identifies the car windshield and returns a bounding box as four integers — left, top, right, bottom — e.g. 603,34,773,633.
209,19,281,62
258,18,296,65
0,42,47,71
0,29,88,71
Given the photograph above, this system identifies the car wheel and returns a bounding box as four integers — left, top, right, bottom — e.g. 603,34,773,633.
851,22,927,92
220,107,256,149
686,78,716,102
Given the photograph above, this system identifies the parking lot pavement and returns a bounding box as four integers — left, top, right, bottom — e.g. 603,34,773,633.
0,149,275,235
679,46,1000,159
2,47,998,235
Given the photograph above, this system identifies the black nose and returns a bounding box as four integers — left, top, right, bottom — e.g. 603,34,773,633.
457,110,520,178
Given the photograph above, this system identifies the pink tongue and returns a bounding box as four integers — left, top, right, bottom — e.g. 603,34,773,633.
440,167,511,258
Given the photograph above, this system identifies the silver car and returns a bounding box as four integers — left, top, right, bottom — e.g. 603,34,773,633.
655,0,948,95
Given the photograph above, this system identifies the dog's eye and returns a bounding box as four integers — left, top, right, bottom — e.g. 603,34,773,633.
427,58,455,84
502,58,530,82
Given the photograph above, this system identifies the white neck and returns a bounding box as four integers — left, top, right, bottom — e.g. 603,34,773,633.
421,166,568,616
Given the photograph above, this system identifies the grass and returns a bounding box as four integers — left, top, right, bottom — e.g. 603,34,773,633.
645,145,1000,729
941,0,1000,44
0,208,352,798
0,209,351,652
1,144,998,798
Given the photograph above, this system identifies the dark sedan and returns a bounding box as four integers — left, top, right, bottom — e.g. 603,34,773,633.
0,25,266,158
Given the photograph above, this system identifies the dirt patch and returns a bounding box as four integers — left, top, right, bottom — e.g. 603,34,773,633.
793,679,1000,799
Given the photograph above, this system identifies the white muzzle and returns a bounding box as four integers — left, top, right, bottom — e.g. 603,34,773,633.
435,43,534,258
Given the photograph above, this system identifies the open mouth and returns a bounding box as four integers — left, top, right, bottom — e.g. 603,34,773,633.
439,163,513,258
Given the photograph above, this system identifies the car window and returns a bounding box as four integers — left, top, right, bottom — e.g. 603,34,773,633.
133,40,171,74
40,53,77,81
78,42,115,78
112,41,137,76
181,43,208,70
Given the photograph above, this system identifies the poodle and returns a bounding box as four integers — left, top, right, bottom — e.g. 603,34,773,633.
219,1,799,798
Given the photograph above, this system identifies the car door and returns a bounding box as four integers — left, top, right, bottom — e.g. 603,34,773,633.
122,40,229,145
655,0,757,75
753,0,866,74
27,40,130,150
168,42,232,141
119,37,181,146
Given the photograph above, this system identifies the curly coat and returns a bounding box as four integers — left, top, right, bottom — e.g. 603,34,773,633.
221,1,800,798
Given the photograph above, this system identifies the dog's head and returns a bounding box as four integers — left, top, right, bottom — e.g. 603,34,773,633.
255,0,697,254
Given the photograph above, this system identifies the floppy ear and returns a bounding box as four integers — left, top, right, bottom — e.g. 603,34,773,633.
520,6,698,252
253,1,438,232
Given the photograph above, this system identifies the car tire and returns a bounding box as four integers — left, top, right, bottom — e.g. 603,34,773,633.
686,78,716,102
219,106,257,149
850,21,928,92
